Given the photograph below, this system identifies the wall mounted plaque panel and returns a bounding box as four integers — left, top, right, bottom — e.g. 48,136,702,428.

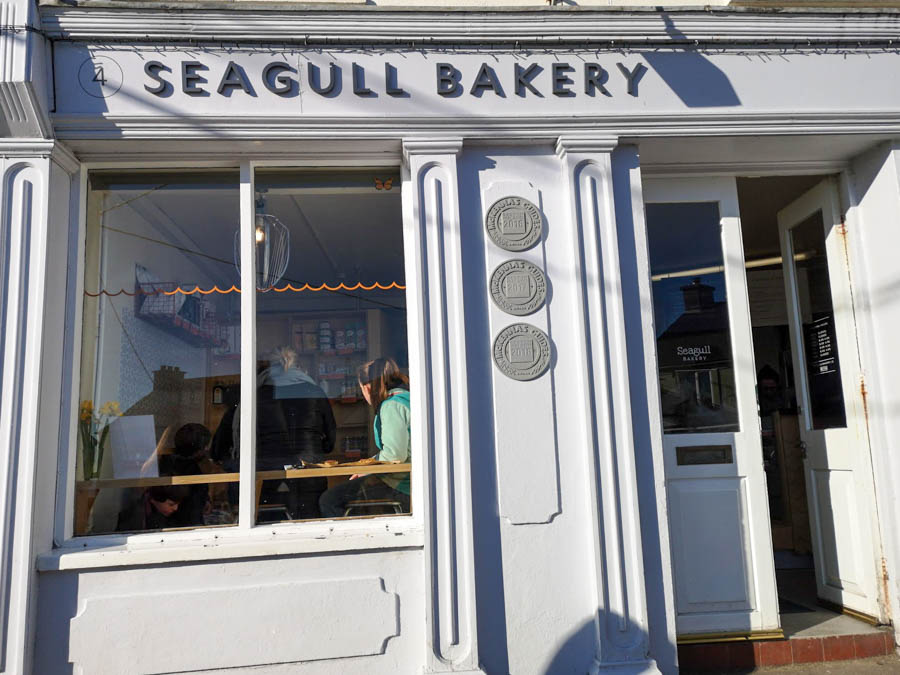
489,259,547,316
485,196,543,252
481,179,560,526
493,323,551,381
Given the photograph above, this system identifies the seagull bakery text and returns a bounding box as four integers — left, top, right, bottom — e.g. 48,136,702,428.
144,60,648,98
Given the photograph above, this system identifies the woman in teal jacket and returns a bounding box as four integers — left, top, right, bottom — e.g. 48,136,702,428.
319,357,410,518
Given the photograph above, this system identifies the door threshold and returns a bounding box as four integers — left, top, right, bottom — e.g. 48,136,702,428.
816,598,880,626
677,629,784,644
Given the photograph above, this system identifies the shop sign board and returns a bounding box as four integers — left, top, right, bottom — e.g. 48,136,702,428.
52,44,900,119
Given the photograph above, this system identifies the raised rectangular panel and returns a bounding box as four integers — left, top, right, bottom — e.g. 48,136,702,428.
668,478,752,613
69,578,399,674
482,180,559,525
813,469,866,597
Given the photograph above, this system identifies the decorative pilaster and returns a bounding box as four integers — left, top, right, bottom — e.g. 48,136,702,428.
0,140,72,674
403,139,484,675
0,0,52,138
556,137,658,673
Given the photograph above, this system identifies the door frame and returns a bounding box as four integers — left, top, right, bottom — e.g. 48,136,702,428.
638,161,889,636
777,178,884,620
642,176,780,638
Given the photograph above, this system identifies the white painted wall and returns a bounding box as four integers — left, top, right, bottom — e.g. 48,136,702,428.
33,550,426,674
843,142,900,642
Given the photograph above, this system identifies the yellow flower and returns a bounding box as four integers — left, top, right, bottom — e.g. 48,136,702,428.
99,401,121,417
79,400,94,421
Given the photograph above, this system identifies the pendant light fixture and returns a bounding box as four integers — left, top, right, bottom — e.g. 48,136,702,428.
234,191,290,292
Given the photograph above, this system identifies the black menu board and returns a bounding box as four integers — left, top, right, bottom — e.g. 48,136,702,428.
803,313,847,429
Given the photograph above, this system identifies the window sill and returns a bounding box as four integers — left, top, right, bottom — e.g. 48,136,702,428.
38,518,423,572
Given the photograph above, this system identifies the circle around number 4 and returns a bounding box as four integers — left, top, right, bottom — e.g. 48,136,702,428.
78,56,124,99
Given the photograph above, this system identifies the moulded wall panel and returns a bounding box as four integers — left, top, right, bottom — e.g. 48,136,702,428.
668,478,752,614
35,549,424,674
69,579,398,673
480,178,559,526
812,469,867,599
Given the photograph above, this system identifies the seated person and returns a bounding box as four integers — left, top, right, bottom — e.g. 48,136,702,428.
320,358,411,518
159,423,216,526
116,485,191,532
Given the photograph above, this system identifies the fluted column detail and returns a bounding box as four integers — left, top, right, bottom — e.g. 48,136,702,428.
403,139,484,674
557,137,658,673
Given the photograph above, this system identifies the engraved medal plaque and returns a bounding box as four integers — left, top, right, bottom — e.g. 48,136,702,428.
489,259,547,316
493,323,551,381
485,196,542,252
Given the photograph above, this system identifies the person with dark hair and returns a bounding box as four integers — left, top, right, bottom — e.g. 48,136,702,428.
319,357,411,518
116,484,191,532
159,422,216,526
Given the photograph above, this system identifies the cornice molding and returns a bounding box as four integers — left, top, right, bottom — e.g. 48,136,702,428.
402,138,463,164
50,141,81,174
50,111,900,141
0,140,80,172
38,8,900,45
555,136,619,157
0,138,56,157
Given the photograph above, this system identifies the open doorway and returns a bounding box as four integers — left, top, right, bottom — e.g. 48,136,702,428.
737,175,884,637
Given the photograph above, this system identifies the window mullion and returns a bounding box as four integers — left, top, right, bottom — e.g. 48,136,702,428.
238,161,257,529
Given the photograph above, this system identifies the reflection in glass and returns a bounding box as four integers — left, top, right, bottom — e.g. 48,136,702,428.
251,170,410,523
791,211,846,430
77,172,241,535
646,202,739,434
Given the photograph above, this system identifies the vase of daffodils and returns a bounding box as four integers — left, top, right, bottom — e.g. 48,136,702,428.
78,400,122,480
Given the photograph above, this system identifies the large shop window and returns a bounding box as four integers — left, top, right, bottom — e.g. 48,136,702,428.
75,169,410,536
646,202,739,434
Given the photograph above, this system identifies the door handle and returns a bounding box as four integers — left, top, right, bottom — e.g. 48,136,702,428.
797,441,808,459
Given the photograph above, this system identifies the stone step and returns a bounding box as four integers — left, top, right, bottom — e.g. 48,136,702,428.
678,631,896,671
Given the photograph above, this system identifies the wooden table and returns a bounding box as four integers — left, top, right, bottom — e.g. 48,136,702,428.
73,463,411,534
74,463,411,490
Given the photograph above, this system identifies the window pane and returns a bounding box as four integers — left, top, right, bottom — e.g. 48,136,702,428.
646,202,740,434
790,211,847,430
76,172,241,535
251,169,410,523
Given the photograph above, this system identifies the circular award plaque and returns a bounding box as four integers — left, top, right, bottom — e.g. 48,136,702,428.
484,196,543,252
492,323,552,381
489,259,547,316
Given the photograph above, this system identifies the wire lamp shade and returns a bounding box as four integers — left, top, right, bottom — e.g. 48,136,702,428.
234,212,291,292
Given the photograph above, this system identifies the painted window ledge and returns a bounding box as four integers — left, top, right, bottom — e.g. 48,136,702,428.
37,518,423,571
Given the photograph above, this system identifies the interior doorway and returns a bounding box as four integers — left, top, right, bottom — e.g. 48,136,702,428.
736,175,883,635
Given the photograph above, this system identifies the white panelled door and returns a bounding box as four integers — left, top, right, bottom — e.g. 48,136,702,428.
644,177,779,637
777,180,882,619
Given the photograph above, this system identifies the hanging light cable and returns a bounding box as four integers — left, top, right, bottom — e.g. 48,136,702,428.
234,191,290,292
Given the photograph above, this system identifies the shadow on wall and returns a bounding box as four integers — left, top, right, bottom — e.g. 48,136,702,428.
644,13,741,109
543,618,654,674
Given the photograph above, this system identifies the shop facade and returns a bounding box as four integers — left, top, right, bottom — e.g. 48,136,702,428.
2,2,900,673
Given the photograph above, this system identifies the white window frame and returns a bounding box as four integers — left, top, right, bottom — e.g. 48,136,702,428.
46,157,424,569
